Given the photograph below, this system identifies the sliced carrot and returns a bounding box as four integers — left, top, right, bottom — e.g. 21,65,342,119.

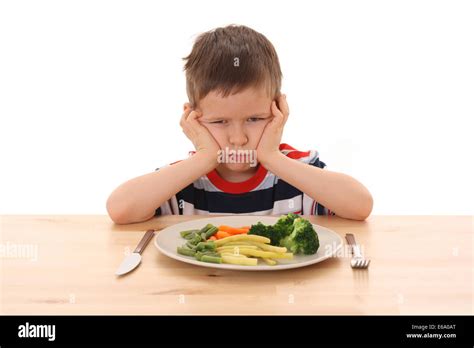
239,226,251,230
216,231,231,239
218,225,250,235
208,236,217,241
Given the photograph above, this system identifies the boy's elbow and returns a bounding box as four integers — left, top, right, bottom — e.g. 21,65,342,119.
106,198,125,224
356,193,373,221
106,196,132,225
109,212,130,225
106,197,155,225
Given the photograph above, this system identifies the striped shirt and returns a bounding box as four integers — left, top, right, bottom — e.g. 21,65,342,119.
154,143,336,216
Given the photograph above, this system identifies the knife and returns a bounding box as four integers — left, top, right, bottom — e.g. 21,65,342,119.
115,229,155,276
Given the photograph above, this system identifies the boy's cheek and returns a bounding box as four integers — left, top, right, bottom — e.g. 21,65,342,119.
260,119,272,132
200,121,216,134
206,129,225,148
254,126,268,143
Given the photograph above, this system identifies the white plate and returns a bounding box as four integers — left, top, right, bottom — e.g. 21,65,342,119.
154,216,343,271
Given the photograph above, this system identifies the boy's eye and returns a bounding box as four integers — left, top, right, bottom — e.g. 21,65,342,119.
209,117,263,124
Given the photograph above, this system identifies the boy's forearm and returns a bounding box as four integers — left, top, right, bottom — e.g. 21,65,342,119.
261,152,373,220
106,152,217,224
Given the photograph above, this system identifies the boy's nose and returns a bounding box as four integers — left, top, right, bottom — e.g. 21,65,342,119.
229,128,248,147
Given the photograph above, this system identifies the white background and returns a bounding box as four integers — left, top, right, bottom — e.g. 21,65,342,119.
0,0,473,215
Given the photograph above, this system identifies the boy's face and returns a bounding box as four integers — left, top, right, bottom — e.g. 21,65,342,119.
195,86,274,173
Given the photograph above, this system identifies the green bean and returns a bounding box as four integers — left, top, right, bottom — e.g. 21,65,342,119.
200,255,222,264
184,232,199,240
188,234,203,245
177,247,196,257
185,241,197,250
196,241,216,251
198,224,214,235
204,226,218,239
180,229,200,238
195,251,204,261
178,224,219,261
202,251,220,257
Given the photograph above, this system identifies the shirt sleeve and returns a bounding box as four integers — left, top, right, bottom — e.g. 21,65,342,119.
301,156,337,216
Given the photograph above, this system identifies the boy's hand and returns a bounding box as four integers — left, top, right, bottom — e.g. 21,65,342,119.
256,94,289,166
180,103,221,162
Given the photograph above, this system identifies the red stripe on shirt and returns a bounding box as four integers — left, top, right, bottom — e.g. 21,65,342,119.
286,150,311,159
206,164,268,194
279,143,297,151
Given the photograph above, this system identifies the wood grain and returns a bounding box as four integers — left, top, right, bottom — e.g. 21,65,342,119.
0,215,472,314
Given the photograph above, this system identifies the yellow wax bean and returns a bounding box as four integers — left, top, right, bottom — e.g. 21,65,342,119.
236,248,294,259
238,241,287,253
214,234,271,246
219,252,247,258
221,255,258,266
216,245,259,251
262,258,277,266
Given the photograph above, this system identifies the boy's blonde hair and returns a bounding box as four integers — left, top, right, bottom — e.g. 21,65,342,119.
183,25,282,108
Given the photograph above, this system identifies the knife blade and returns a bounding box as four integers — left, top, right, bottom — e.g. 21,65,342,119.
115,229,155,276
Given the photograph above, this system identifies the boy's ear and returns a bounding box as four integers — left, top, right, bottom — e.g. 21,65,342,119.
274,93,283,110
183,102,192,111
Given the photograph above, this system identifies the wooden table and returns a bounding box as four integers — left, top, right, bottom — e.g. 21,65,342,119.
0,215,472,315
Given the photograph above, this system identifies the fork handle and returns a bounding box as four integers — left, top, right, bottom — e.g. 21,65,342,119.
345,233,363,258
345,233,357,246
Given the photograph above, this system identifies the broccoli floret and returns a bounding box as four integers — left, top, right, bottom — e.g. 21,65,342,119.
248,222,271,239
249,214,319,255
279,218,319,255
248,222,281,245
267,213,301,244
273,213,300,236
249,213,300,246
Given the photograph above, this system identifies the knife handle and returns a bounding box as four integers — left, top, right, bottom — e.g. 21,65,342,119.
134,229,155,254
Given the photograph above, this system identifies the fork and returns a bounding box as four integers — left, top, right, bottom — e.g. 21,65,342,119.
345,233,370,269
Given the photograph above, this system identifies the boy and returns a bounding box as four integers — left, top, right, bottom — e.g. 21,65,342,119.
106,25,373,224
